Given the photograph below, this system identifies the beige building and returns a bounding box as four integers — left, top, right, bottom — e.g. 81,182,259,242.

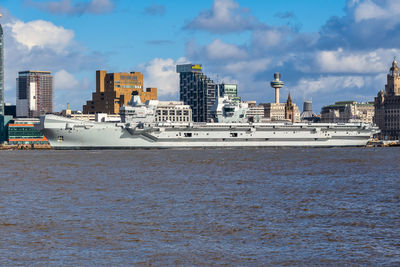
244,101,265,122
259,94,300,122
83,70,157,114
321,101,374,123
151,100,192,123
374,58,400,139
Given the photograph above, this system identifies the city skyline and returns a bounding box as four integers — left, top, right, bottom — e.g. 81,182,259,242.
0,0,398,112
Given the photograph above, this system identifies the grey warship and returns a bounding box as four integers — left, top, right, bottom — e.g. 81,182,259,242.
39,92,379,149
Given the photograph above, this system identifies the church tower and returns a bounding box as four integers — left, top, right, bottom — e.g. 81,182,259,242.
385,57,400,96
285,93,295,123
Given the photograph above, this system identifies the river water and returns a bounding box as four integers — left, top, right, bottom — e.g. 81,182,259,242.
0,148,399,265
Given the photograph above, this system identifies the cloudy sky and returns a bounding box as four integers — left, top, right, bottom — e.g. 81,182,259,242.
0,0,398,112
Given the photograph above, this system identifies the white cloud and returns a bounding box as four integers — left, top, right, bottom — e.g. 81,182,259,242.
184,0,259,33
315,48,399,73
294,75,365,99
86,0,114,14
205,39,247,60
6,19,74,53
139,57,188,98
0,11,104,111
54,69,79,90
252,29,284,48
354,0,386,22
224,58,270,73
353,0,400,24
291,73,387,111
27,0,114,15
54,75,92,110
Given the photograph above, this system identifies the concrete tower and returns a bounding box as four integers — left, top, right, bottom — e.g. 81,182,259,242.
0,12,4,116
270,72,284,104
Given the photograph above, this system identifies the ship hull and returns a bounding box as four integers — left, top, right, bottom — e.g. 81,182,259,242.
40,115,378,149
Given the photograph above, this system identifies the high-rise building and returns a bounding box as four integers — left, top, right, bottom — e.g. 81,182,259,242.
16,71,53,117
177,64,217,122
83,70,157,114
0,13,4,116
374,58,400,139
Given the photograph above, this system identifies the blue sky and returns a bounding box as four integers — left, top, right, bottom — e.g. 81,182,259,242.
0,0,398,112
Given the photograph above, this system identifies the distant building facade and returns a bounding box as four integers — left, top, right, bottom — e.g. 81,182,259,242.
0,117,48,145
321,101,374,123
83,70,157,114
260,101,300,122
177,64,217,122
16,71,53,117
260,96,300,122
0,17,4,116
260,102,286,121
152,100,192,123
374,59,400,139
245,101,265,122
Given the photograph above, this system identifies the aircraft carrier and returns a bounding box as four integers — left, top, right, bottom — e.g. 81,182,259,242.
39,93,379,149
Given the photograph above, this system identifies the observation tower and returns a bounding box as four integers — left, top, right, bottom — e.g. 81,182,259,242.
270,72,284,104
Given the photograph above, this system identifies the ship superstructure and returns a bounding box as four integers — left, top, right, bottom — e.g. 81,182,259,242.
39,92,379,149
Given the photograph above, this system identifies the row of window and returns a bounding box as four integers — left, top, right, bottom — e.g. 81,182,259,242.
119,76,138,81
385,109,400,113
156,110,190,116
8,141,48,145
9,133,43,137
155,116,190,122
115,85,143,89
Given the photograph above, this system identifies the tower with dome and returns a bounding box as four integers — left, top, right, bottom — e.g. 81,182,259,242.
374,58,400,139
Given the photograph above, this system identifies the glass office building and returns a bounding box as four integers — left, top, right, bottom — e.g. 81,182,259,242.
177,64,217,122
0,22,4,116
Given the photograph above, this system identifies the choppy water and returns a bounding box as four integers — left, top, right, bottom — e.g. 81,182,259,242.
0,148,399,266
